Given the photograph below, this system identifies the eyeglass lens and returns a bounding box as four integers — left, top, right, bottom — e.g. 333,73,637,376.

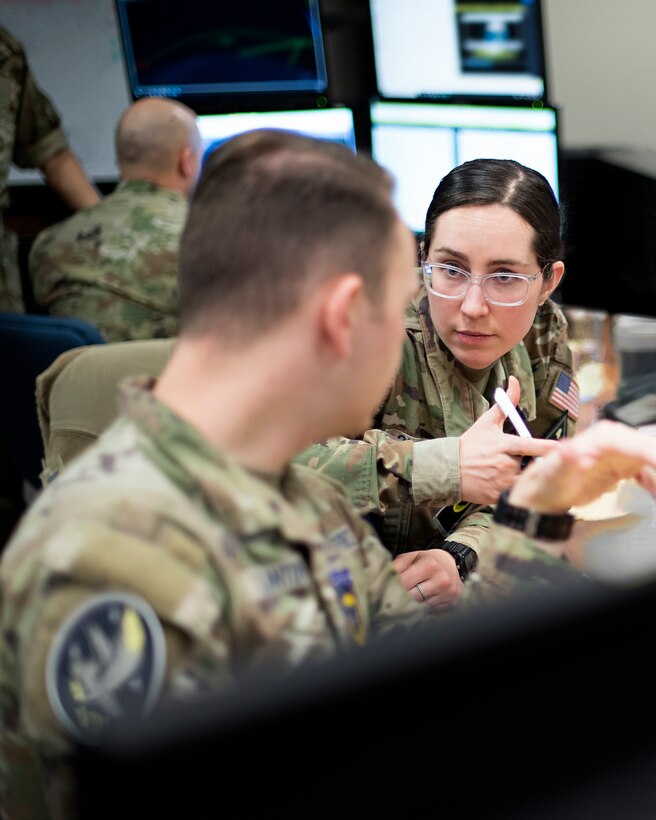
426,265,530,305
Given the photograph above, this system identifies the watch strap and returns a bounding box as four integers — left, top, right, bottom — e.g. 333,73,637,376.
435,540,479,582
494,489,574,541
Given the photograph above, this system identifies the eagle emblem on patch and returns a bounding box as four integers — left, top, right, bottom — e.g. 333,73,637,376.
46,592,166,742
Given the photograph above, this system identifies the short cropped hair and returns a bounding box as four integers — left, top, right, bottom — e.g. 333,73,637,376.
421,158,564,278
178,129,398,340
115,98,198,175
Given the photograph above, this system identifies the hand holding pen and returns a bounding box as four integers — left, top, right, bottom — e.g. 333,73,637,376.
457,376,557,505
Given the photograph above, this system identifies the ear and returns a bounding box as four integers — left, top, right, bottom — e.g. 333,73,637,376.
179,146,195,182
318,273,365,359
540,260,565,303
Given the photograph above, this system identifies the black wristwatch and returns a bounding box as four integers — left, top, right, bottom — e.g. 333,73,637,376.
494,489,574,541
436,540,479,582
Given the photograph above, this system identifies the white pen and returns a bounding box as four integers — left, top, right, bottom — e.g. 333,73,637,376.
494,386,533,438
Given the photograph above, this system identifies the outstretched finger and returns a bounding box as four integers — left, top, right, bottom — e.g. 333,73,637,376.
504,436,558,458
505,375,521,407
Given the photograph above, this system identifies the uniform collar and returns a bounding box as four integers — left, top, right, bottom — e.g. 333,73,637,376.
118,376,333,545
115,179,186,201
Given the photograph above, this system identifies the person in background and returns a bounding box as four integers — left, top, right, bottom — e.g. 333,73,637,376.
28,97,202,342
297,158,576,607
0,25,100,550
0,24,100,314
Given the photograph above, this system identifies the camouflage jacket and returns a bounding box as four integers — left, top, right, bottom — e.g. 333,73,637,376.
28,180,186,341
0,25,69,312
0,377,428,818
460,520,584,605
296,284,576,557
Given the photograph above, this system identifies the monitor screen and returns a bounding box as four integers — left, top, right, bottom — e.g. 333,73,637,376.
369,0,546,102
370,100,558,233
197,107,357,164
115,0,328,103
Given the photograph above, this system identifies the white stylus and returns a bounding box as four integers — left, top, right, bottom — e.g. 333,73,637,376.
494,386,533,439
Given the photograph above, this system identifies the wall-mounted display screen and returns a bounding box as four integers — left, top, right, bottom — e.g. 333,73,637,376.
369,0,546,102
115,0,328,102
370,100,558,233
197,107,357,163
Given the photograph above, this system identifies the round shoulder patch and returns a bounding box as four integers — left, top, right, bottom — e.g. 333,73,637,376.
46,591,166,742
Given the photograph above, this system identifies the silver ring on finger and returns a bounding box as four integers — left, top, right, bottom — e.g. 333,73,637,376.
416,581,428,602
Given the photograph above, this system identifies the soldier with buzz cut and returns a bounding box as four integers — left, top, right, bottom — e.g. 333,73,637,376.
28,96,203,342
2,128,656,820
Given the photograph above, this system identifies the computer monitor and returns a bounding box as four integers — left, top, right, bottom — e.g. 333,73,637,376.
114,0,328,108
370,100,558,234
369,0,547,102
196,107,357,164
71,575,656,819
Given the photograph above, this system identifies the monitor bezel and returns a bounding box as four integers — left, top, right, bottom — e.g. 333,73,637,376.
113,0,331,115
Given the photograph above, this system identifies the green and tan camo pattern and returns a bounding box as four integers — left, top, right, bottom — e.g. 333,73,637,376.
296,282,575,556
0,25,69,313
0,377,429,817
29,180,186,341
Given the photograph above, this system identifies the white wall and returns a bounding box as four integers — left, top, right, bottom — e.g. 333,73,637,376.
3,0,130,183
543,0,656,150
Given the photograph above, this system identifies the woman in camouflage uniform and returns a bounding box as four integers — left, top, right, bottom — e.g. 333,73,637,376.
298,159,576,606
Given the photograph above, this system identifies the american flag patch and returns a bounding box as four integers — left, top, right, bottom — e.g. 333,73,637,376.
548,371,580,420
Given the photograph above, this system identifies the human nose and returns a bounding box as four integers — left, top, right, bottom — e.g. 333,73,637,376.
460,277,489,316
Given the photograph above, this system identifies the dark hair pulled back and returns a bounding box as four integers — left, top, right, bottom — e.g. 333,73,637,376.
421,158,564,278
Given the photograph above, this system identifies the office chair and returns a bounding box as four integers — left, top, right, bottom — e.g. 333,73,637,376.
0,311,105,495
37,338,173,474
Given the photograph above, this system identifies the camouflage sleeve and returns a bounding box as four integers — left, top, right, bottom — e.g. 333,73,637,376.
295,430,464,516
0,516,235,817
16,520,233,733
12,45,68,169
412,436,461,504
459,522,582,607
444,507,493,552
294,430,416,514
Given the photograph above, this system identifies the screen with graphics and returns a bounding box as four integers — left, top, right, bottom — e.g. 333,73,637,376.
369,0,546,102
370,100,558,233
115,0,328,102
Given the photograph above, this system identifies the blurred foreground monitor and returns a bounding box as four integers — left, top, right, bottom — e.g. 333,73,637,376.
72,574,656,819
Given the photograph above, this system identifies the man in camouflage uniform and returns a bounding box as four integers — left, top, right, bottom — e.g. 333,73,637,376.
28,97,202,341
0,128,430,818
0,25,99,313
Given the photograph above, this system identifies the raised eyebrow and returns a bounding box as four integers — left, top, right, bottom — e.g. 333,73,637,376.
432,247,468,265
488,259,532,269
433,248,531,268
